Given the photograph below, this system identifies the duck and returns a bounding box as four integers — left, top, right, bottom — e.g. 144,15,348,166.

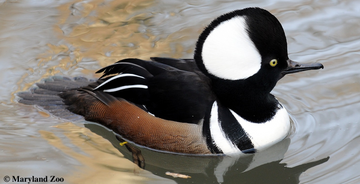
18,7,323,155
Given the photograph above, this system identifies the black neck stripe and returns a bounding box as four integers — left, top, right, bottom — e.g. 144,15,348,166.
217,103,254,152
202,103,223,154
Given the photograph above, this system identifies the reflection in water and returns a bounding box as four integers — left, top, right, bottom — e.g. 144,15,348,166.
39,122,170,184
85,123,328,184
1,0,360,183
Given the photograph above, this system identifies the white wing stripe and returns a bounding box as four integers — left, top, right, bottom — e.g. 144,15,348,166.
103,84,148,92
94,73,145,90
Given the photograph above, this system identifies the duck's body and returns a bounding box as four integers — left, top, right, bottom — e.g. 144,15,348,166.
18,7,323,155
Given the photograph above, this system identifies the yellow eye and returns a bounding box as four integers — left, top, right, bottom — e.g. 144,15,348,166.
269,59,277,67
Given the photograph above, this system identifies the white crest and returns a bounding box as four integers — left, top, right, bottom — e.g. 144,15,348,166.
202,16,261,80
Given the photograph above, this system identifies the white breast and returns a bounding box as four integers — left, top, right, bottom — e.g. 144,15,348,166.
231,105,291,151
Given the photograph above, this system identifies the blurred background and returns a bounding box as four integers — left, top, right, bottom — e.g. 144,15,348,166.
1,0,360,183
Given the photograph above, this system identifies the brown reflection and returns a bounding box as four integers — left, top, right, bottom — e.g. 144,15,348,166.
55,0,186,69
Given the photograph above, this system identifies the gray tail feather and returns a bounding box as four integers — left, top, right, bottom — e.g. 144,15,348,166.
17,76,95,121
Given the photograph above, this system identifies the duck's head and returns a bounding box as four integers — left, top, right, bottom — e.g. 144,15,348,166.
195,7,323,94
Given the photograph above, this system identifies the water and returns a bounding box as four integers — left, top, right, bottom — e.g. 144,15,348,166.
1,0,360,183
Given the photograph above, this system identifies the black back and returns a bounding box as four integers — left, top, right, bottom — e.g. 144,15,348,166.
94,57,216,124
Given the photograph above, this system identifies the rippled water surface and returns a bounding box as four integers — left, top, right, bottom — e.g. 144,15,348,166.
1,0,360,183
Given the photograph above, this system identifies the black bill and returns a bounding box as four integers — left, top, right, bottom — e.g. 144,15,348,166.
280,59,324,79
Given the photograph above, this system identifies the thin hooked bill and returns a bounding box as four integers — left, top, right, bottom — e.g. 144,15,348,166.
280,59,324,79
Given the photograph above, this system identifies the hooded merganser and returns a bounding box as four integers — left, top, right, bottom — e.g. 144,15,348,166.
18,7,323,155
